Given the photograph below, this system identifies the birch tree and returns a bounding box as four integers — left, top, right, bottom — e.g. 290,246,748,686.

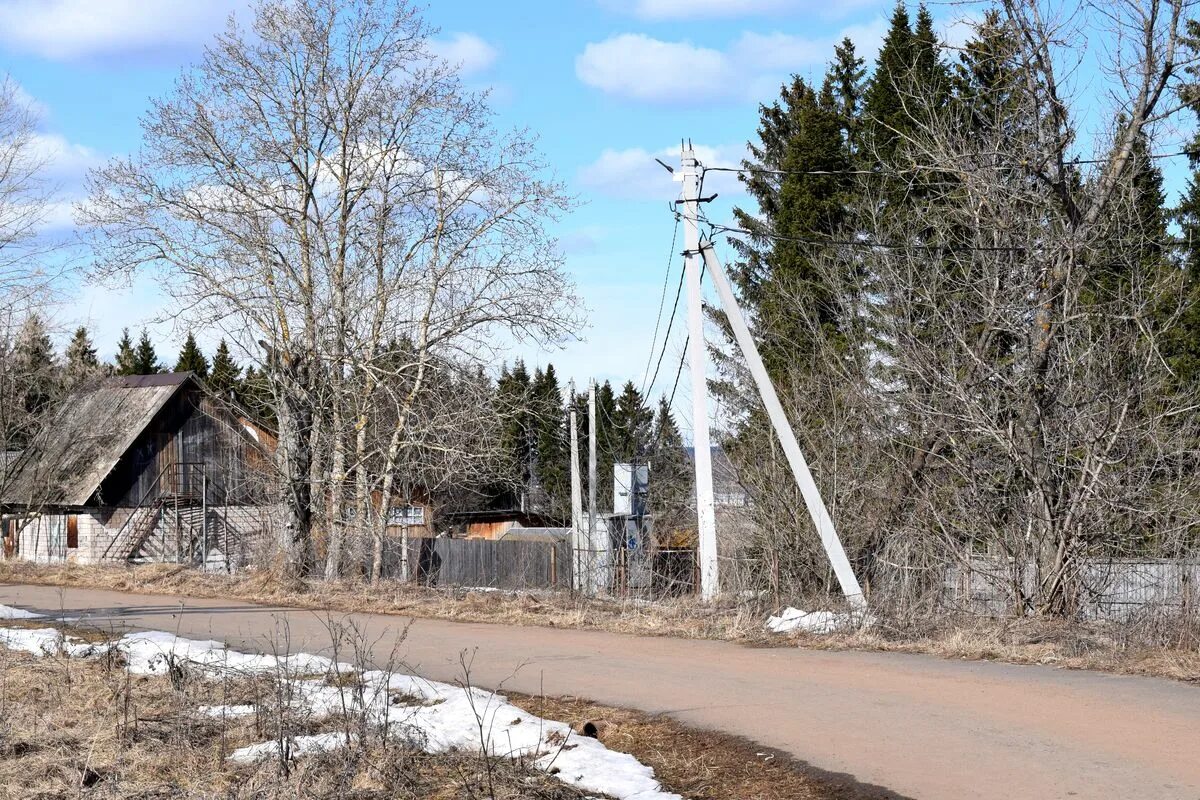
80,0,578,578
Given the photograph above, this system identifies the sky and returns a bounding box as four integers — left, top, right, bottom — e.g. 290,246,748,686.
1,0,1195,417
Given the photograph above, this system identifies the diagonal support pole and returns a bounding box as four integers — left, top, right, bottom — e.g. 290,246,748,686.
697,237,866,607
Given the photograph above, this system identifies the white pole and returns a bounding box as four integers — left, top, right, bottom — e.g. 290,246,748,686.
588,379,599,594
677,143,720,601
697,238,865,607
569,381,585,593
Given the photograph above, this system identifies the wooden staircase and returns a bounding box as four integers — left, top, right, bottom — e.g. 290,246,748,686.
102,463,233,568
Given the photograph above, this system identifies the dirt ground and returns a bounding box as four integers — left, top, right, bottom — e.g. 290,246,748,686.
1,561,1197,683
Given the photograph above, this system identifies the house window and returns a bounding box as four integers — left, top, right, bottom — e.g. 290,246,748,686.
66,516,79,549
387,506,425,526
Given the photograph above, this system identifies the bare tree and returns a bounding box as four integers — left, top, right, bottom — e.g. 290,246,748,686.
718,0,1200,616
80,0,579,579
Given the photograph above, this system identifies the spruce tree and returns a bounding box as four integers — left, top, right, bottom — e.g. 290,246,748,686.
648,397,694,541
530,364,569,520
828,37,866,152
611,381,653,462
495,361,534,505
132,329,162,375
174,332,209,377
63,326,100,386
209,339,241,398
862,1,916,163
12,314,59,421
729,75,854,384
114,328,137,376
239,365,276,425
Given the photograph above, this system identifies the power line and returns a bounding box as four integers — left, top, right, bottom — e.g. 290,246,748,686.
703,220,1029,253
701,148,1200,180
643,267,686,399
640,217,680,398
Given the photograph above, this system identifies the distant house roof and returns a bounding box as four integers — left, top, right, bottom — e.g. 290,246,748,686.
0,372,197,508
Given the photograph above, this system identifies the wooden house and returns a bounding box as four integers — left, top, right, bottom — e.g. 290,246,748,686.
0,372,275,568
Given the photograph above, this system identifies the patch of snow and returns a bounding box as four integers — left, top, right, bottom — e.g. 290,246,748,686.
0,604,42,619
0,627,63,655
229,732,352,763
198,704,257,718
0,626,683,800
766,607,872,634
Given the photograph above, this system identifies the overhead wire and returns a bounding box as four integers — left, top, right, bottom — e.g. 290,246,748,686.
639,216,681,398
700,147,1200,180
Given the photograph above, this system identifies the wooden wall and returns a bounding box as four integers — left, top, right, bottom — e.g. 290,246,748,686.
97,388,264,508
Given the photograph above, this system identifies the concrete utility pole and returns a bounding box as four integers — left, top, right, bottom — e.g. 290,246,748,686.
688,190,867,609
588,379,600,594
569,380,585,593
677,143,720,600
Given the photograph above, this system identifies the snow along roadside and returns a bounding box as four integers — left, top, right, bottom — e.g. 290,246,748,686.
0,604,682,800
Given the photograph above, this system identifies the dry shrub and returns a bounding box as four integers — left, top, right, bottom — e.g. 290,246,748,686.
3,561,1197,682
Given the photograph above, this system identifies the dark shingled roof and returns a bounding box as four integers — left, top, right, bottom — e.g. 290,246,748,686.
0,372,196,508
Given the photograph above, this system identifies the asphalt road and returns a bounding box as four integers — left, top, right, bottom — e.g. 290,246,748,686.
1,582,1197,800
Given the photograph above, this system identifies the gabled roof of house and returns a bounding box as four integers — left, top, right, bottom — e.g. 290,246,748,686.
0,372,197,508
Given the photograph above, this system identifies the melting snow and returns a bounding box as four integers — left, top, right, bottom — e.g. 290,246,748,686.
766,607,872,634
0,603,42,620
0,621,683,800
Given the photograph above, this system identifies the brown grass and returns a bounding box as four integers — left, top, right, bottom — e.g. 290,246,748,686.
509,694,901,800
0,644,600,799
2,561,1197,683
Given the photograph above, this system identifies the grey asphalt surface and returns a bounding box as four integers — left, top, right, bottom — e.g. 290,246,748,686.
1,582,1197,800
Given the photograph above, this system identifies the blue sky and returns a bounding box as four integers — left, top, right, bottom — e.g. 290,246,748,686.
1,0,1194,415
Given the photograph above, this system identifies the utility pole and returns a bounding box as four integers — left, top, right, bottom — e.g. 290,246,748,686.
585,381,600,594
587,379,600,594
680,154,866,608
677,142,720,600
569,380,585,593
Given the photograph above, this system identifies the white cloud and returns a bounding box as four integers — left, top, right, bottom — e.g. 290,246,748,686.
605,0,875,20
27,132,103,186
576,22,887,105
0,0,247,61
576,35,733,104
578,143,749,200
429,32,499,77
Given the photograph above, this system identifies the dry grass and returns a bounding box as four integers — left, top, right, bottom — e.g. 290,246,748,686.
0,618,864,800
509,694,901,800
0,644,599,799
2,561,1198,683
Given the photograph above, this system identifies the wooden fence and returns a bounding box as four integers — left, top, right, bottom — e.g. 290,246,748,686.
943,557,1200,619
405,537,572,591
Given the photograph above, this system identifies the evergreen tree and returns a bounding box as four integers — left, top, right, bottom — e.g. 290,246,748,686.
729,74,855,384
648,397,694,541
209,339,241,398
114,328,137,376
63,326,100,386
495,361,534,505
239,365,276,425
828,37,866,152
132,329,162,375
611,381,653,462
861,1,916,163
174,332,209,378
12,314,58,417
530,364,569,520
